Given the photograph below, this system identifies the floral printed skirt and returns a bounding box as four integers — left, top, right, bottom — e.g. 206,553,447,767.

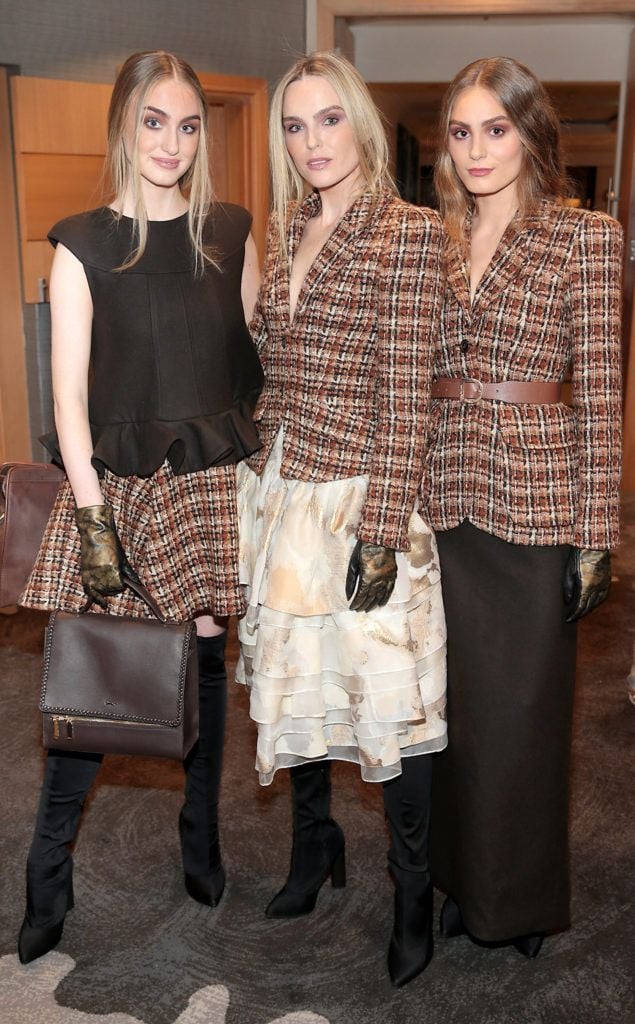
236,431,447,785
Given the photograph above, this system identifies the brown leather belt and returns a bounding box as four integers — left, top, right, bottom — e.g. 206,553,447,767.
431,378,561,404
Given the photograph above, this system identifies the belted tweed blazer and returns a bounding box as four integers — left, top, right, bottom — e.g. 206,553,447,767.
248,188,443,551
419,201,623,548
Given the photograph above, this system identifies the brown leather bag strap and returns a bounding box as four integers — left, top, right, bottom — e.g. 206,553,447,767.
82,576,167,622
124,576,167,621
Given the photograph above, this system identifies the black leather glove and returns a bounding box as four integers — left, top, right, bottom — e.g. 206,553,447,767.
345,539,397,613
75,504,139,609
563,547,611,623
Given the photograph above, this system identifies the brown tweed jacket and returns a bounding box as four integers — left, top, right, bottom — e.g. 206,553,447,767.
249,188,442,551
420,201,623,548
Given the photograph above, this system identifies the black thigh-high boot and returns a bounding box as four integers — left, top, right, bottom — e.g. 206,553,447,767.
18,748,103,963
179,633,227,907
382,754,434,987
265,761,346,918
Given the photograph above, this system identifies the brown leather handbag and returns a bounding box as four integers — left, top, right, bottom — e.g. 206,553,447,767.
40,578,199,760
0,462,64,607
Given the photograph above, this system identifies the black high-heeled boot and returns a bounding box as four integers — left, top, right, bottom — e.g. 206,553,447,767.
439,895,465,938
265,761,346,919
18,919,65,965
180,633,227,907
383,755,434,988
512,934,544,958
439,896,544,958
18,748,103,963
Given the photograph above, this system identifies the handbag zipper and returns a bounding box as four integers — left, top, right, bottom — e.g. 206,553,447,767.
52,715,74,740
52,713,167,739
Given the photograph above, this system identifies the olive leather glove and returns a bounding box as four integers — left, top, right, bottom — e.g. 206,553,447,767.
75,504,138,608
345,539,397,613
563,547,611,623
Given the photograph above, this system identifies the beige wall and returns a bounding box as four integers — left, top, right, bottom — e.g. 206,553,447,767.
351,15,634,82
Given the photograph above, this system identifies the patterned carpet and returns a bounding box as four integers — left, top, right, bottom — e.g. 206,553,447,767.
0,501,634,1024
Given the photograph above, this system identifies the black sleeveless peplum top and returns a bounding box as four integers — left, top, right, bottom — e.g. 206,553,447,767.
44,203,264,477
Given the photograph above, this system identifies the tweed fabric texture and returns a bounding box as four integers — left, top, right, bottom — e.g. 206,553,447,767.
248,188,443,552
21,461,244,619
420,202,623,548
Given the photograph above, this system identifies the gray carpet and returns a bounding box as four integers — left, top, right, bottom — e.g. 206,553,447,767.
1,501,634,1024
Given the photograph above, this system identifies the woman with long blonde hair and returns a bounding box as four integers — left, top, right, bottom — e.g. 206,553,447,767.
237,51,447,988
18,50,263,963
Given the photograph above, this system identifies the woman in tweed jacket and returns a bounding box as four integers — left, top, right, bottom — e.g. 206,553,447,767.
422,57,623,958
236,52,446,987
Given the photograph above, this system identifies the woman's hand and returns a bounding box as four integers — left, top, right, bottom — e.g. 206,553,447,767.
75,505,139,608
563,547,611,622
345,539,397,613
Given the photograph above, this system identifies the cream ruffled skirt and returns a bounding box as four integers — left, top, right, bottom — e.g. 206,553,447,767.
236,431,447,785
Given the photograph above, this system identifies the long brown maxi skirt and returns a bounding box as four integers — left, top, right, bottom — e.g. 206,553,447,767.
430,520,578,942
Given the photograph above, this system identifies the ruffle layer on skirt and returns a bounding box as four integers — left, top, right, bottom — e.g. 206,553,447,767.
236,431,447,785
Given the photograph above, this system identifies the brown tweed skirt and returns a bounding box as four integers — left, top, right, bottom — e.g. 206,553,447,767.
430,519,577,942
21,460,244,619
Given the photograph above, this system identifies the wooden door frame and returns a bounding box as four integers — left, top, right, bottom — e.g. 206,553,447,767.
198,73,269,257
0,67,31,462
308,0,635,48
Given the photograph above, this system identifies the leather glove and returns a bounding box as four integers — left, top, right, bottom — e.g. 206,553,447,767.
345,539,397,613
75,504,139,609
563,547,611,623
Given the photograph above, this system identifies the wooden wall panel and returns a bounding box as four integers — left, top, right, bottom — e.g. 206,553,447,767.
11,77,110,303
11,77,111,155
21,154,106,239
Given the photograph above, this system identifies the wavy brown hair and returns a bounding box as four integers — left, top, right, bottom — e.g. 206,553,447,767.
269,51,395,255
434,57,569,246
106,50,214,273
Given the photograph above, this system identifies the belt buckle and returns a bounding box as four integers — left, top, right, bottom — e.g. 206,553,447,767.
460,377,483,403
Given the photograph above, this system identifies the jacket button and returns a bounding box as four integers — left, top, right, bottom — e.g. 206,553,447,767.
460,340,469,354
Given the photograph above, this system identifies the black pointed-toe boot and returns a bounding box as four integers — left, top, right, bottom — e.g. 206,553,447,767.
19,748,103,963
180,633,228,907
382,755,434,988
439,895,466,938
512,933,545,958
265,761,346,919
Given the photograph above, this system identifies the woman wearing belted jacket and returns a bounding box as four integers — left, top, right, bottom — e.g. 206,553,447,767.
421,57,623,958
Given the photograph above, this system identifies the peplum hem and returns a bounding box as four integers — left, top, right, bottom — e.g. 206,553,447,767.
236,429,448,785
41,398,262,478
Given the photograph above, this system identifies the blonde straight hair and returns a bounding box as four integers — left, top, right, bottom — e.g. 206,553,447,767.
269,51,396,255
434,57,569,248
106,50,214,273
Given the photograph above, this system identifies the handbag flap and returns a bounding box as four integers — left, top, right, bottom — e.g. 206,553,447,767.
40,610,196,727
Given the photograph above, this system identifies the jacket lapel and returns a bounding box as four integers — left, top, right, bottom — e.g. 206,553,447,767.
289,190,384,327
471,205,554,316
444,235,472,316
